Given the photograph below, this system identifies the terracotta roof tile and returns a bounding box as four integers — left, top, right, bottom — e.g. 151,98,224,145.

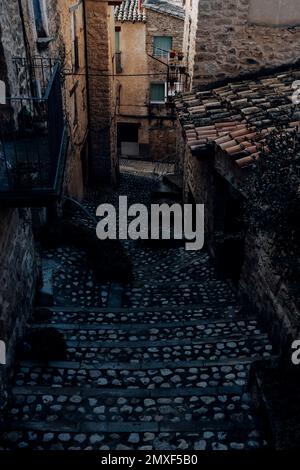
115,0,147,22
176,65,300,165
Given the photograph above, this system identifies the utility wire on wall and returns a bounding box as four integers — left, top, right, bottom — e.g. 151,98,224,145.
64,71,170,78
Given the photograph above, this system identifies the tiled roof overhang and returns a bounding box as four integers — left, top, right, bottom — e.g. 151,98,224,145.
175,67,300,169
114,0,147,22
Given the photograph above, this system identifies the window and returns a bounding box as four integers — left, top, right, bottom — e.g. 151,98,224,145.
153,36,172,58
150,83,166,104
115,27,122,74
71,11,80,71
32,0,48,38
115,27,121,53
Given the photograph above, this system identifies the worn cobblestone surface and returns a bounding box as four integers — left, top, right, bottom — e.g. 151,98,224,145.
0,173,273,450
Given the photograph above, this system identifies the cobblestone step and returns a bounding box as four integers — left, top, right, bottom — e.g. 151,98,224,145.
64,335,272,363
31,318,262,343
14,359,255,389
0,173,274,451
0,427,267,450
123,282,237,308
37,304,242,325
6,388,255,427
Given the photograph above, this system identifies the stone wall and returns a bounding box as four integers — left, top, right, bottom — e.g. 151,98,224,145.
179,124,300,354
146,8,184,73
0,1,27,97
239,234,300,356
85,1,118,186
184,0,300,88
0,208,38,412
149,119,177,161
182,145,215,236
0,1,38,411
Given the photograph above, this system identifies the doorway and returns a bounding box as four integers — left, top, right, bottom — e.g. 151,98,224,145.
117,123,139,158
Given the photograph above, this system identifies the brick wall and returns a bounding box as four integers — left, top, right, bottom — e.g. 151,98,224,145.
184,0,300,88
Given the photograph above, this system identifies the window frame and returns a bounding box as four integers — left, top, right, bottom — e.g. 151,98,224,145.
153,36,173,58
150,82,167,104
31,0,49,39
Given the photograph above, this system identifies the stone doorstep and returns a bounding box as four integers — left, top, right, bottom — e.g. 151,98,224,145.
65,333,268,349
11,384,244,399
30,315,257,331
18,354,270,371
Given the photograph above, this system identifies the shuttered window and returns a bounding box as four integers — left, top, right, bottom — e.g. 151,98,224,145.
153,36,173,58
150,83,166,104
32,0,47,37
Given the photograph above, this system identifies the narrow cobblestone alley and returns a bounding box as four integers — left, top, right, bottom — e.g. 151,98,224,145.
0,169,274,451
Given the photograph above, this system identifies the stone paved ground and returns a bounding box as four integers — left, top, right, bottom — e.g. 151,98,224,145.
0,172,274,450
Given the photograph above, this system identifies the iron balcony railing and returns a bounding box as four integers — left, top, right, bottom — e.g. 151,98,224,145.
0,57,68,207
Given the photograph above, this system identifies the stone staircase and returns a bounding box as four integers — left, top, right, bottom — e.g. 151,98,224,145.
0,248,273,450
0,174,274,451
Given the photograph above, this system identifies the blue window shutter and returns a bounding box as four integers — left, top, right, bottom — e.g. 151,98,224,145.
150,84,165,103
32,0,46,37
153,36,173,57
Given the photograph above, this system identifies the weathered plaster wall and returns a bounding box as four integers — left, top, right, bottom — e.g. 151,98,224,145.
116,8,183,161
116,22,148,116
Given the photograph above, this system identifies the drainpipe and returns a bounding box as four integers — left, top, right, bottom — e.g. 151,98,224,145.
82,0,92,186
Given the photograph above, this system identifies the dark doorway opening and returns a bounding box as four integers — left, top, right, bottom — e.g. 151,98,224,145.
214,173,246,285
117,123,140,158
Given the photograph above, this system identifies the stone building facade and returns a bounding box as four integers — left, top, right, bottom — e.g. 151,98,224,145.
0,0,38,413
183,0,300,88
114,0,185,161
18,0,89,199
0,0,118,410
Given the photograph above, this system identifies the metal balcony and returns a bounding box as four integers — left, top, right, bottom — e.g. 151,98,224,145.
0,57,68,207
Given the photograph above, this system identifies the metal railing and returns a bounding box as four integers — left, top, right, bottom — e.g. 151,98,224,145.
0,57,68,206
